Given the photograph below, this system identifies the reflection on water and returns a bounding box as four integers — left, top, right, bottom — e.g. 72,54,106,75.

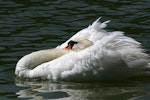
0,0,150,99
15,79,150,100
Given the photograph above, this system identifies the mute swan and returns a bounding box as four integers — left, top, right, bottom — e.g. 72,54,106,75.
15,18,150,81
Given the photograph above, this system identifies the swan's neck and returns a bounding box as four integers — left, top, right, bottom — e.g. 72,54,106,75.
16,49,69,70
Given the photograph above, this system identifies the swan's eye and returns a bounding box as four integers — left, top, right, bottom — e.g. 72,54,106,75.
65,40,78,50
68,40,78,48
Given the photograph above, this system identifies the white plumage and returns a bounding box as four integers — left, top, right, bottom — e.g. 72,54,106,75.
15,18,150,81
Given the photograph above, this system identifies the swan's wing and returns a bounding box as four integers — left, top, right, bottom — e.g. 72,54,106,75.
99,50,132,80
60,49,134,81
101,31,150,76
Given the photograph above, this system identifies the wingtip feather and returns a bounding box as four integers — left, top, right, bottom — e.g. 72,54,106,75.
91,17,110,30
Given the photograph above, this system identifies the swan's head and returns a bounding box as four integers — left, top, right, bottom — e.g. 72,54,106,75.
64,37,93,51
65,40,78,50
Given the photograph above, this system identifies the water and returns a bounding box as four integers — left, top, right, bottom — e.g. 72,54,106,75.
0,0,150,99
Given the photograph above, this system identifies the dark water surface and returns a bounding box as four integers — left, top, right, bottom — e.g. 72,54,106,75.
0,0,150,100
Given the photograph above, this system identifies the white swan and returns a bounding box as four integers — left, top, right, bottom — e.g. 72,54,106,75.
15,18,150,81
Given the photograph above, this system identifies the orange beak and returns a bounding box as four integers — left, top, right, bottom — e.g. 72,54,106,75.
64,44,72,50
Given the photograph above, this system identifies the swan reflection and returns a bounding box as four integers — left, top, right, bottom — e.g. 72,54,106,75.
15,79,149,100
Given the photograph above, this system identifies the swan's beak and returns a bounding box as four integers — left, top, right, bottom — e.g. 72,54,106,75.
64,44,72,50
